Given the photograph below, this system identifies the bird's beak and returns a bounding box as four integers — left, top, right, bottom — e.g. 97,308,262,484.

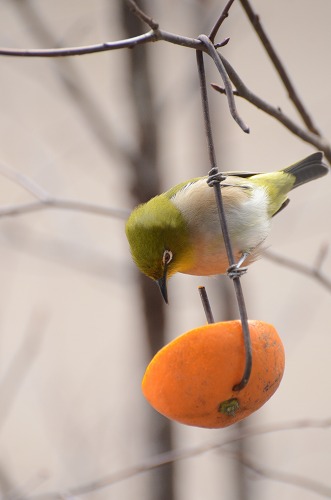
156,269,168,304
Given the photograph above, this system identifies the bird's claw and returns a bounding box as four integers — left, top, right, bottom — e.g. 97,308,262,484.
207,169,226,187
226,264,248,279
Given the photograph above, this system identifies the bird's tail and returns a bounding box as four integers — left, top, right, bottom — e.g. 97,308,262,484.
282,152,329,189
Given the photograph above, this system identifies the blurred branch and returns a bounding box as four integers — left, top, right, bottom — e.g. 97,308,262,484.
26,416,331,498
4,471,48,500
265,244,331,293
0,311,48,432
0,465,18,499
0,162,129,220
227,450,331,498
0,200,128,219
0,198,128,219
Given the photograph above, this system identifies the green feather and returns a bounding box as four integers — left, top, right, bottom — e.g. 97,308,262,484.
125,194,191,280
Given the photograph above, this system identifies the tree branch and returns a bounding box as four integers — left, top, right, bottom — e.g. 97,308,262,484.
0,162,129,220
0,311,48,432
212,55,331,163
126,0,159,30
0,29,203,57
238,0,321,136
227,450,331,498
209,0,236,43
265,245,331,293
1,0,329,150
198,35,249,133
25,416,331,499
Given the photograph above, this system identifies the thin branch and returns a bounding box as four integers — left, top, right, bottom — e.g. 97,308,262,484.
1,1,329,154
26,417,331,499
209,0,236,42
127,0,159,30
4,471,49,500
0,0,202,57
211,56,331,163
0,311,48,432
227,450,331,498
198,35,249,133
0,29,204,57
314,243,329,271
0,199,129,220
0,162,50,201
265,247,331,293
0,162,129,220
0,31,156,57
238,0,321,136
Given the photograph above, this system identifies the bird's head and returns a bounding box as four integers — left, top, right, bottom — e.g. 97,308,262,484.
125,194,193,303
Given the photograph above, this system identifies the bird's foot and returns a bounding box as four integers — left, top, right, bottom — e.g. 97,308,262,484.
226,263,248,279
226,252,250,279
207,168,226,187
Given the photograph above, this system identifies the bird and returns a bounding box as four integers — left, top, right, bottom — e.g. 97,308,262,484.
125,152,329,303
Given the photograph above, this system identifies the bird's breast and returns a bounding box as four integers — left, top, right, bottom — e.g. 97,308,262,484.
171,179,271,275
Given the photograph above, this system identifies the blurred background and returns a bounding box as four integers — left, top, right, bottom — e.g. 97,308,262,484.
0,1,330,499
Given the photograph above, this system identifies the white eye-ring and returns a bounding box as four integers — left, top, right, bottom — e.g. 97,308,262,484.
162,249,173,266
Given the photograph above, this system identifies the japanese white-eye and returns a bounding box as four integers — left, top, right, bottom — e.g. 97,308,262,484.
126,152,329,303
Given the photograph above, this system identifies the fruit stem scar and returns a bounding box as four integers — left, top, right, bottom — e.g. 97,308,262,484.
218,398,240,416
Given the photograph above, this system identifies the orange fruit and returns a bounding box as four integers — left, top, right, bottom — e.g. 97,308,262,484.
142,320,285,428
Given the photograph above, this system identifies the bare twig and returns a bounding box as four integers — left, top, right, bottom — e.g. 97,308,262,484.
1,1,329,153
25,417,331,499
127,0,159,30
0,162,129,220
209,0,236,42
314,242,329,272
227,450,331,498
0,31,156,57
211,57,331,163
0,162,50,201
239,0,321,136
0,29,203,57
198,35,249,133
4,470,49,500
0,311,48,432
265,246,331,293
0,199,129,219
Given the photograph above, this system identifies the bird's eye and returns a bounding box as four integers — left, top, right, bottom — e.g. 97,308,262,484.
162,249,173,266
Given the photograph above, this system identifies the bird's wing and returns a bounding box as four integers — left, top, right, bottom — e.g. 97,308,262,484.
165,172,262,200
221,170,262,178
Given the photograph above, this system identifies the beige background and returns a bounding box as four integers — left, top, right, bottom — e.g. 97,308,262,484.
0,1,330,499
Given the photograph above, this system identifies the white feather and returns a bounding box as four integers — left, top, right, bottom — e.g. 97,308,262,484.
171,178,270,275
